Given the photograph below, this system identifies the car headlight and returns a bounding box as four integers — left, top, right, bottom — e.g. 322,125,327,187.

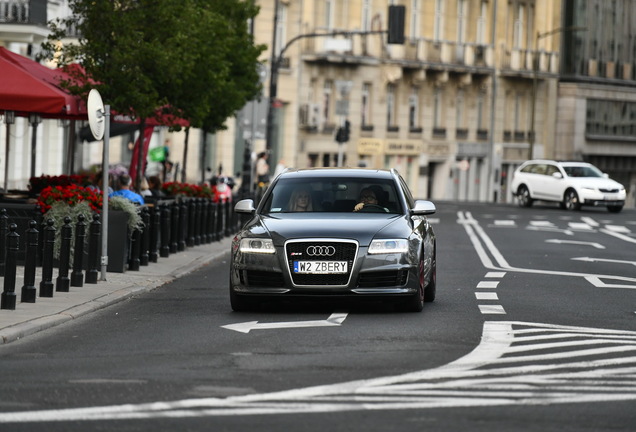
368,239,408,254
239,238,276,254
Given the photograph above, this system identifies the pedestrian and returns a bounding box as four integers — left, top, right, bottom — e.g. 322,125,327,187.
255,152,270,186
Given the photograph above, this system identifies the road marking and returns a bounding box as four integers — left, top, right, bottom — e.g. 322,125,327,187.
605,225,631,233
221,312,348,334
477,281,499,289
545,239,605,249
478,305,506,314
493,220,515,227
580,217,599,227
3,321,634,422
456,211,636,289
485,272,506,278
476,292,498,300
601,228,636,244
572,257,636,267
568,222,595,231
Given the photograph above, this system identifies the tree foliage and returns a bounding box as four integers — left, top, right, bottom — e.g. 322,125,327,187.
41,0,265,131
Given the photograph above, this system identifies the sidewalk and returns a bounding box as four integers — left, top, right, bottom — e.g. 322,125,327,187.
0,236,233,345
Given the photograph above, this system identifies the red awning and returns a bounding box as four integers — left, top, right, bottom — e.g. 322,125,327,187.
0,47,87,119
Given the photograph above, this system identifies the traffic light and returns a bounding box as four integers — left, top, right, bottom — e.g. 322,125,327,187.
335,120,351,143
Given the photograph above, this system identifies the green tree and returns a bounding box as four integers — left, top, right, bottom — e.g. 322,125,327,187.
41,0,265,169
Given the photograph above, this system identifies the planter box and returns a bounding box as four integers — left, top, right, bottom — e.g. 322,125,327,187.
106,210,131,273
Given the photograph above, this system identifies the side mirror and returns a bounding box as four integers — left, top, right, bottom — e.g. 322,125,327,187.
234,199,256,214
411,200,436,215
552,172,563,179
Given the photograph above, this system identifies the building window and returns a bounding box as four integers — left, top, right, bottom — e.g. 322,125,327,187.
387,84,397,128
410,0,421,40
323,80,333,124
433,87,444,129
275,3,288,56
477,1,488,44
457,0,467,43
361,83,371,127
325,0,334,30
434,0,444,41
456,88,465,129
362,0,372,32
408,87,419,129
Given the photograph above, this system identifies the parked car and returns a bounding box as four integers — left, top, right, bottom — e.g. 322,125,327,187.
230,168,437,312
511,160,626,212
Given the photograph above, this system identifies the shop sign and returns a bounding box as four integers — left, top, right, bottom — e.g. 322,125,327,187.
357,138,384,155
385,139,422,155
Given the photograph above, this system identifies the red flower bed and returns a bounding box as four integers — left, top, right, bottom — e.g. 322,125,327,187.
37,185,103,213
161,182,214,199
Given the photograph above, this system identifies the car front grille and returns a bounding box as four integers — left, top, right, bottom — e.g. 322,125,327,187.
357,270,408,288
599,188,620,193
286,240,358,286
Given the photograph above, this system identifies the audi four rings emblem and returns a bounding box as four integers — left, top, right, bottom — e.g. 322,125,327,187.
306,245,336,256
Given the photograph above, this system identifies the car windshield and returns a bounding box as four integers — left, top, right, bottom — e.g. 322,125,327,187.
260,177,403,214
562,165,603,178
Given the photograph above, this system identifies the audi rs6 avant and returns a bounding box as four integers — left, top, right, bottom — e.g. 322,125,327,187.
230,168,437,312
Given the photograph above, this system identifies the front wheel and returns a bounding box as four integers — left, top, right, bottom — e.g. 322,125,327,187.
517,185,533,208
401,255,426,312
563,189,581,211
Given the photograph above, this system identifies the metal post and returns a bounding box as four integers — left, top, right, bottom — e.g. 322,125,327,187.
21,220,38,302
56,217,72,292
265,0,280,153
160,203,171,258
0,208,8,277
71,214,86,287
140,207,150,266
39,219,55,297
1,224,18,310
85,214,100,284
100,105,111,281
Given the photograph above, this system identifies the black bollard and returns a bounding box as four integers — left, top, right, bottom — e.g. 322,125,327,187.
186,199,195,247
160,203,171,258
195,199,202,246
178,200,187,251
201,199,209,244
140,207,150,266
208,202,219,241
56,217,72,292
85,213,100,284
225,198,232,237
21,220,38,303
129,226,141,271
170,201,179,253
1,224,19,310
71,214,86,287
39,219,56,297
149,206,159,263
0,208,8,277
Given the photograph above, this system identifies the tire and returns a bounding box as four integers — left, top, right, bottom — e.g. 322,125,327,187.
563,189,581,211
424,246,436,303
402,254,426,312
607,205,623,213
517,185,533,207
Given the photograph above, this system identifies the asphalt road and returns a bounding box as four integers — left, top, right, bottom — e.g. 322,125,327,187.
0,201,635,431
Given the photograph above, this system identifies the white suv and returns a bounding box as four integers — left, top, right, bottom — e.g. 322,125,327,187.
511,160,626,213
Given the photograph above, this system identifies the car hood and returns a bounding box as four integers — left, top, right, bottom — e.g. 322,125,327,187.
568,177,624,190
250,214,407,246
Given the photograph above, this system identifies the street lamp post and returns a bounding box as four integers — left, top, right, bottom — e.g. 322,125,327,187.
528,26,586,160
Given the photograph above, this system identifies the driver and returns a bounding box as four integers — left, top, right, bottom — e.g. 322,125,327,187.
354,187,379,212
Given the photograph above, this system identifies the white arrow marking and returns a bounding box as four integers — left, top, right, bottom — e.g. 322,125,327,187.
572,257,636,266
545,239,605,249
222,312,348,334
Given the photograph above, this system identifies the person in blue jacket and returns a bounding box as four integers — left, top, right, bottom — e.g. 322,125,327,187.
109,174,144,205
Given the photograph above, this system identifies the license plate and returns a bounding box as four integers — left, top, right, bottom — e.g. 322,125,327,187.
604,194,619,200
293,261,348,274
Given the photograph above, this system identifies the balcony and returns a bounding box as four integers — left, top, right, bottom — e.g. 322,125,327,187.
0,0,49,43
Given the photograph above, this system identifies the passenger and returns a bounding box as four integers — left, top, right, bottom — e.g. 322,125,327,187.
287,188,313,212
